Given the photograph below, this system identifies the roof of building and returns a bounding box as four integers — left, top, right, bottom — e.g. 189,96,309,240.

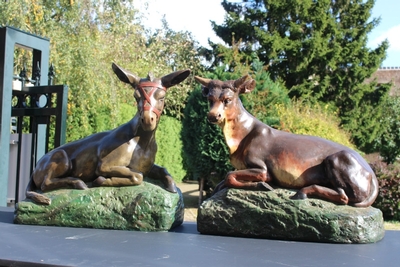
365,67,400,96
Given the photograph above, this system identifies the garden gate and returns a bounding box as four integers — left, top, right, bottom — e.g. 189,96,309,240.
0,26,68,206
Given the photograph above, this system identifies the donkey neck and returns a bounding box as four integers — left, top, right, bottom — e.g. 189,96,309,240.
222,105,256,154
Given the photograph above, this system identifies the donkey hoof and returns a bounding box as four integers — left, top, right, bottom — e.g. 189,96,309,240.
93,176,106,187
37,196,51,205
291,191,307,200
258,182,274,191
165,182,177,193
74,180,89,190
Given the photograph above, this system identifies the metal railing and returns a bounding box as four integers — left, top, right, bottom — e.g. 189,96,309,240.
10,65,68,204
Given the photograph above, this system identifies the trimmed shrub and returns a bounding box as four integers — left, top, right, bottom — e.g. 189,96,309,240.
370,161,400,220
181,87,232,185
156,115,186,183
116,103,137,126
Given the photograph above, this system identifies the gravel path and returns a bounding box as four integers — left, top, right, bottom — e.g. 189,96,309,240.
177,181,199,222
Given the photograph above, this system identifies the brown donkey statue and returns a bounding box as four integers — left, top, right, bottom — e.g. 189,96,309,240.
26,63,190,205
194,75,378,207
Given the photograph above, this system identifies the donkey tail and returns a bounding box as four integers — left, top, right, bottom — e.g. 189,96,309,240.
353,174,379,208
25,179,51,205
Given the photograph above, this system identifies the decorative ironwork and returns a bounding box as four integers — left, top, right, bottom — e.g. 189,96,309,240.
11,83,68,203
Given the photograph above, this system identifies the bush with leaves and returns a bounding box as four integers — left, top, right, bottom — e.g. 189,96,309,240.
143,20,205,120
1,0,203,143
370,161,400,220
155,116,186,183
207,0,391,152
181,87,232,186
275,101,356,149
371,96,400,164
241,59,291,127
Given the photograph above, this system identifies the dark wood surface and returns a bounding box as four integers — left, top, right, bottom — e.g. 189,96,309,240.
1,207,399,267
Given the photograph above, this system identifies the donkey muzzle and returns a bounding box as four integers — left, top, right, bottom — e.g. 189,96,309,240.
141,109,158,131
207,112,223,124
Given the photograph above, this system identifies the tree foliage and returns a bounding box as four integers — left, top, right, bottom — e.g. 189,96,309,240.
155,115,186,182
275,101,355,149
241,59,291,127
372,97,400,163
144,20,206,119
181,85,232,183
205,0,391,151
1,0,203,142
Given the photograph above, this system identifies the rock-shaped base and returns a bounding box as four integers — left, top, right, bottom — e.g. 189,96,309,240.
197,188,385,243
15,180,184,232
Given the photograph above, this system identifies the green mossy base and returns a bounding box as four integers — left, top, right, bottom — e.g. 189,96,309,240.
197,188,384,243
15,180,184,232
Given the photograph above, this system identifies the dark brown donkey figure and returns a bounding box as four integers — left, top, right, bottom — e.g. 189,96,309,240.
26,63,190,205
194,75,378,207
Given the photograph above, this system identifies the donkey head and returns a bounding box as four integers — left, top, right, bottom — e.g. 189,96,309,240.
113,63,190,131
194,75,256,125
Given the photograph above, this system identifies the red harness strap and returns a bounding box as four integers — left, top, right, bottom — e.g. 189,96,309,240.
137,82,166,118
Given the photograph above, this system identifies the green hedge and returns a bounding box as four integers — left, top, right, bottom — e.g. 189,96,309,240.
181,87,232,185
155,115,186,183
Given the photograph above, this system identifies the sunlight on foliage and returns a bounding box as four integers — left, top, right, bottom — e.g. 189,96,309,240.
275,101,355,149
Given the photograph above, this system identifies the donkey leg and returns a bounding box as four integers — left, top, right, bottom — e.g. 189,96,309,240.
148,164,177,193
292,150,372,205
42,176,88,191
225,168,274,191
93,175,143,187
212,179,227,195
324,150,372,204
37,150,88,192
94,166,143,187
291,185,349,204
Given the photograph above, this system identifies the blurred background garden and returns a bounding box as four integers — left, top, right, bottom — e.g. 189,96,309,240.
2,0,400,222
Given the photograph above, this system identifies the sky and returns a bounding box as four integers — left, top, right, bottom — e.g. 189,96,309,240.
137,0,400,67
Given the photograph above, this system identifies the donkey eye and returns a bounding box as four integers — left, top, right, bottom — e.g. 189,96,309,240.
155,89,166,99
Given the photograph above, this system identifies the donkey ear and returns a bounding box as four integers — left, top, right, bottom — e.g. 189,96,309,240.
161,69,191,88
238,79,256,94
112,63,140,86
233,75,251,88
234,74,256,94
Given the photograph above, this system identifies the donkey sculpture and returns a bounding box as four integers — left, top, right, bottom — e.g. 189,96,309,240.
26,63,190,205
194,75,378,207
